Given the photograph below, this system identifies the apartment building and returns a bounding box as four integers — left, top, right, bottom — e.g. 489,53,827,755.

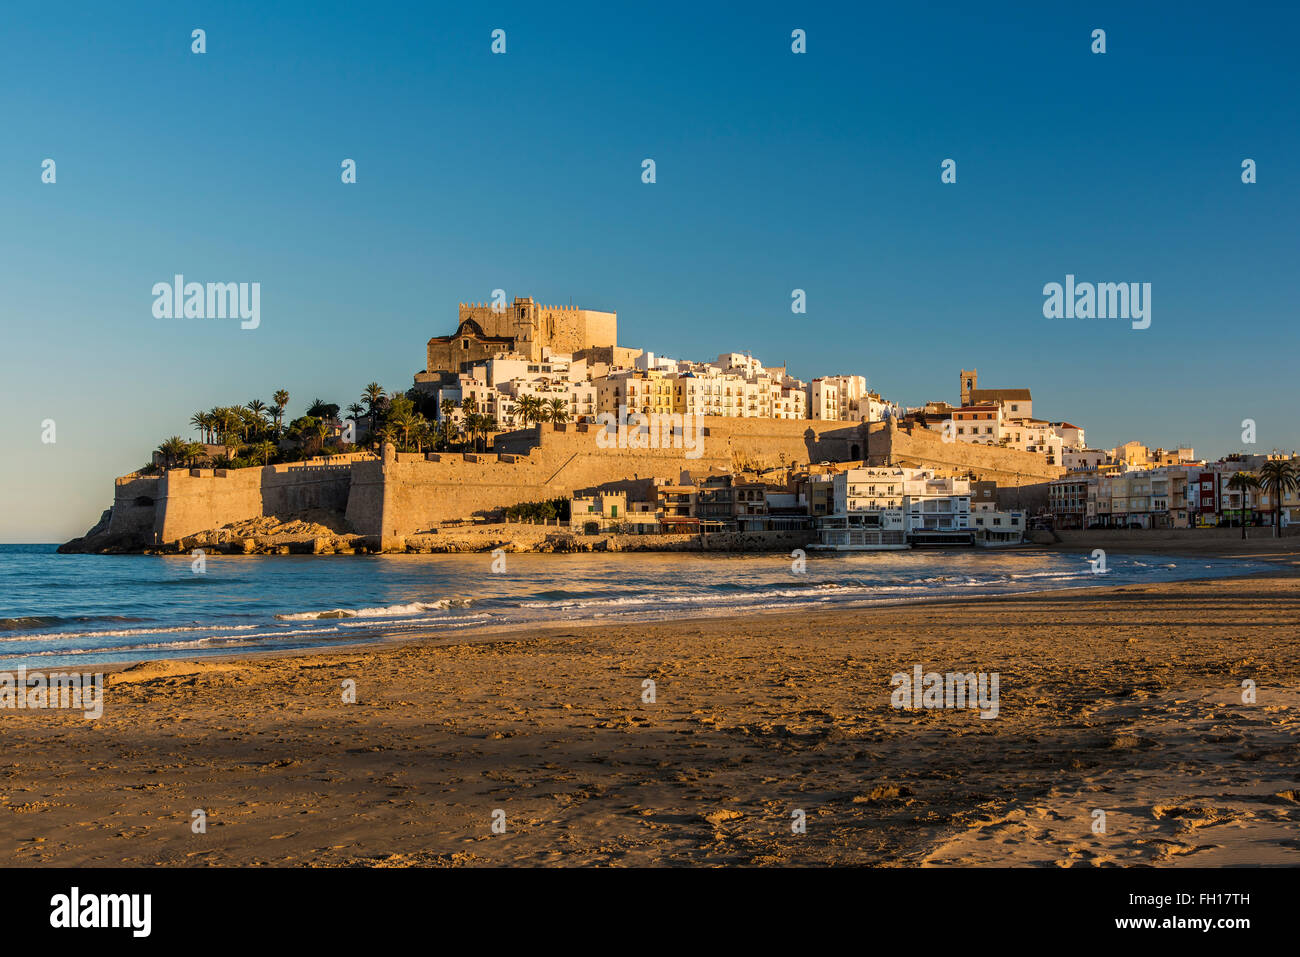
733,479,770,531
1048,476,1090,529
817,466,971,548
1063,466,1200,529
803,473,836,519
696,474,737,528
808,378,844,421
655,483,698,533
596,370,676,417
1062,447,1109,471
904,472,972,543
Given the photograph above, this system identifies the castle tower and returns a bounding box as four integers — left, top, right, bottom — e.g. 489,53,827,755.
959,369,977,406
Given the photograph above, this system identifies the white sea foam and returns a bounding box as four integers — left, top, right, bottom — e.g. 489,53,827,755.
0,623,258,643
276,598,475,621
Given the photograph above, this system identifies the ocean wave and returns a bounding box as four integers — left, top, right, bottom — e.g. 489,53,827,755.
0,623,259,643
334,612,496,629
518,582,882,610
0,614,143,632
1,626,349,658
276,597,476,621
0,615,64,631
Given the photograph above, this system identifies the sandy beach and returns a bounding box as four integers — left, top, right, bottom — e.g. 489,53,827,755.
2,557,1298,868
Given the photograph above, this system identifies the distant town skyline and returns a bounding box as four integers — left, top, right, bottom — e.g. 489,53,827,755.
2,1,1297,542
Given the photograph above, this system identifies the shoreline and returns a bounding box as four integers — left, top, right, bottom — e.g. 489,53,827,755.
129,560,1300,674
11,551,1293,675
3,568,1297,866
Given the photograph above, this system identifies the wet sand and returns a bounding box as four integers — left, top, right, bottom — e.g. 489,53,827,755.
2,566,1298,867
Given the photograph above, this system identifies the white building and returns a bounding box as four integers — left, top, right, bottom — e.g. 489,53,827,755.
1062,447,1109,471
970,510,1026,546
817,467,971,549
951,405,1005,445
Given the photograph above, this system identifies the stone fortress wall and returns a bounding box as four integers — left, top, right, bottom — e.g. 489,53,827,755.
152,453,371,543
884,421,1064,486
121,419,1063,550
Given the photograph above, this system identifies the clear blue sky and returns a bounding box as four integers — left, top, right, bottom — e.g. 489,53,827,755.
2,1,1296,541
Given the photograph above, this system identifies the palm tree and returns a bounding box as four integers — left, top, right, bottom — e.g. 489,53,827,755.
249,439,277,465
182,442,206,467
208,407,226,446
1225,471,1261,540
212,408,239,454
311,420,331,455
272,390,290,431
412,416,435,453
548,398,569,425
463,412,483,452
190,411,210,444
237,407,261,441
515,394,541,427
388,410,416,450
482,415,499,449
1258,459,1299,538
363,382,386,410
361,383,386,431
156,436,189,468
439,398,459,448
307,398,339,421
247,399,268,421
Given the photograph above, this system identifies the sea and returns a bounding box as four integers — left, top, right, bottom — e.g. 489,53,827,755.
0,544,1271,669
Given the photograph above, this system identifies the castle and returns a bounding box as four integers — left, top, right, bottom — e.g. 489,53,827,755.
422,297,620,375
67,300,1071,553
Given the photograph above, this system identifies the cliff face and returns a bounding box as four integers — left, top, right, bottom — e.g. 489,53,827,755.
57,508,156,553
57,508,114,553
